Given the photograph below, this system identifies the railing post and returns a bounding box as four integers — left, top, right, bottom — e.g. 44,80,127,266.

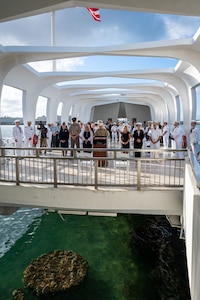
1,147,5,157
54,159,57,188
94,160,98,189
36,149,40,158
137,160,141,190
15,157,20,186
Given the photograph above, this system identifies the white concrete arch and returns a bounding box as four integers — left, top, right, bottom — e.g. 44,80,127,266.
100,30,200,72
2,73,172,126
1,0,200,23
45,80,174,123
55,82,178,123
85,98,156,123
70,92,162,123
3,65,166,124
108,69,192,131
2,44,200,130
1,39,198,123
44,68,192,127
61,100,74,124
115,84,177,124
46,97,61,124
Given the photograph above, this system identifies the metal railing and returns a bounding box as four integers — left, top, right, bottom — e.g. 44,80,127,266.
0,147,186,190
187,149,200,188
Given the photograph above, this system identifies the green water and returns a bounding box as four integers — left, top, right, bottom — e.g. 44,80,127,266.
0,213,190,300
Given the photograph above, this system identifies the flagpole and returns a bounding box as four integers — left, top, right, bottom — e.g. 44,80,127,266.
51,11,56,71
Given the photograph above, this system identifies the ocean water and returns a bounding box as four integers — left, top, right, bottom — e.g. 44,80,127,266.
0,125,191,299
0,208,42,258
0,213,191,300
0,125,39,146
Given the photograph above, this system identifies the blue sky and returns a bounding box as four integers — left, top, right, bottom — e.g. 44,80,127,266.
0,8,200,117
1,8,199,46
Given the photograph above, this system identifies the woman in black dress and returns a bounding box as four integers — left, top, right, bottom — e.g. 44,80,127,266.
133,122,144,157
81,124,93,152
59,122,69,156
120,125,130,152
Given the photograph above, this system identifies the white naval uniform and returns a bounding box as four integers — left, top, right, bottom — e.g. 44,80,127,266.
162,125,169,148
189,126,198,158
148,127,162,158
172,126,184,158
111,125,118,142
13,125,23,156
24,125,34,155
47,126,53,148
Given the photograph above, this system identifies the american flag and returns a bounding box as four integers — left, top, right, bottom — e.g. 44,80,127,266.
87,8,101,22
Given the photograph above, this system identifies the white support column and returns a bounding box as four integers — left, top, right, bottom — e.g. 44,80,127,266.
51,11,56,72
22,90,37,126
191,87,197,120
46,97,59,124
61,101,73,124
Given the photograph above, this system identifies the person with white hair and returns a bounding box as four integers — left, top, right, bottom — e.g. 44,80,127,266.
189,120,198,158
24,121,34,155
13,119,24,156
81,123,93,151
93,120,108,138
93,122,99,133
93,120,108,167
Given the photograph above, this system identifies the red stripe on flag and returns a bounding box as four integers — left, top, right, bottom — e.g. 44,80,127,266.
87,8,101,22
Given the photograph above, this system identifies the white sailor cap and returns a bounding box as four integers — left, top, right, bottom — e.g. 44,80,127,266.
14,119,20,123
136,122,142,126
97,120,104,125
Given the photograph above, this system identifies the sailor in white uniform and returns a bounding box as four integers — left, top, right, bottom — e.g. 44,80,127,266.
171,121,184,158
47,123,53,149
111,123,118,142
147,121,162,158
13,119,24,156
162,121,169,149
24,121,34,155
189,120,198,158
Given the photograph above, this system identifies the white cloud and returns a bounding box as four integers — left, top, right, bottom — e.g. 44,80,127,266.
1,87,55,118
36,96,47,118
1,86,22,117
1,85,70,118
28,57,85,72
162,15,200,39
0,34,25,46
90,25,131,45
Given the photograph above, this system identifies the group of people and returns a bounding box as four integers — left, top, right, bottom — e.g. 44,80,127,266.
12,117,199,159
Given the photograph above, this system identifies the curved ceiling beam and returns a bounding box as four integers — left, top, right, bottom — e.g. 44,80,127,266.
1,0,200,23
3,64,180,124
